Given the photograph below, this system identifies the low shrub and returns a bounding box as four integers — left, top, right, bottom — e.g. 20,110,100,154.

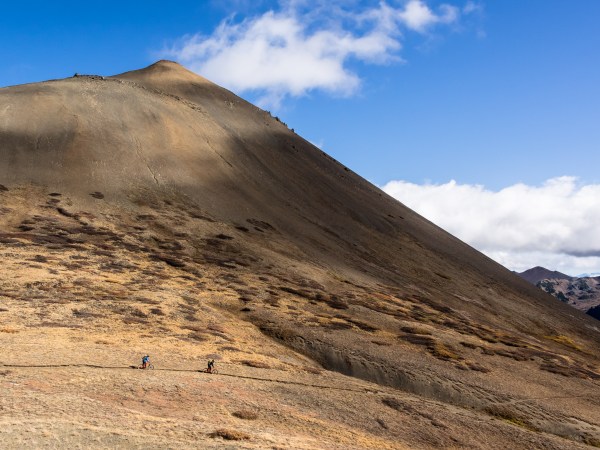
401,325,432,335
484,405,538,431
240,360,270,369
210,429,250,441
232,410,258,420
381,397,404,411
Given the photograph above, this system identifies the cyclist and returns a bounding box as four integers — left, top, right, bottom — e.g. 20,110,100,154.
141,355,150,369
207,359,215,373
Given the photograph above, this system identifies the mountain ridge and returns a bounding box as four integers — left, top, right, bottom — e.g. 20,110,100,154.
519,266,600,315
517,266,573,284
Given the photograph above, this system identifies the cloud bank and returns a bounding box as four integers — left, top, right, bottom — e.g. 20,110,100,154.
381,177,600,275
165,0,461,107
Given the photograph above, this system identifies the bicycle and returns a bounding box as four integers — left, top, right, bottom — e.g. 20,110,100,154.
203,367,218,374
138,363,154,370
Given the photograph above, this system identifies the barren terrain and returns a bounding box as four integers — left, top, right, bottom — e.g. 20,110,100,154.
1,61,599,448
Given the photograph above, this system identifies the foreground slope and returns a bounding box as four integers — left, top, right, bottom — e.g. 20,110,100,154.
1,61,599,448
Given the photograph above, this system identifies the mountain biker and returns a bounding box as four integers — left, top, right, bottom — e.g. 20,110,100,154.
141,355,150,369
207,359,215,373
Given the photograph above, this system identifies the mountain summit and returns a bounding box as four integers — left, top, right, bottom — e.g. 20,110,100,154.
518,266,573,284
1,62,599,448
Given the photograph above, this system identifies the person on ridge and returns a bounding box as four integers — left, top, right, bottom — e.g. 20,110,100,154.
207,359,215,373
141,355,150,369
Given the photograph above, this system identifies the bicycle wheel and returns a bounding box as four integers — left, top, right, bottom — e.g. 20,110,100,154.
211,368,218,374
148,364,155,370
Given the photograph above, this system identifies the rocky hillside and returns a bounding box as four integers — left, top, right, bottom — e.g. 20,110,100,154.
518,267,600,314
1,61,599,449
538,277,600,312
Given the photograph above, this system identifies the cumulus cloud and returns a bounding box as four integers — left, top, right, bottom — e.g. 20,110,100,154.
381,177,600,275
164,0,460,107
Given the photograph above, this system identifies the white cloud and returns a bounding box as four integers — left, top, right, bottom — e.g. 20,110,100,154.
398,0,459,32
381,177,600,275
164,1,460,108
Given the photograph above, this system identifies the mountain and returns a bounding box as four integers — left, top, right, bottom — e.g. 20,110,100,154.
543,277,600,312
1,61,599,449
519,267,600,314
517,266,573,284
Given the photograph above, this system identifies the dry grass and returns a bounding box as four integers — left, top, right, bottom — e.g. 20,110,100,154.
459,341,479,349
398,332,462,362
464,361,491,373
188,332,208,342
232,410,258,420
399,334,436,346
323,318,353,330
0,327,19,333
544,335,583,352
346,318,379,332
430,342,461,361
583,435,600,448
400,325,432,335
539,362,600,380
484,405,538,432
209,428,251,440
240,360,271,369
381,397,404,411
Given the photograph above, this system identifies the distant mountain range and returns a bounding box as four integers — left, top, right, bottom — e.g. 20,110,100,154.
518,266,600,318
577,272,600,278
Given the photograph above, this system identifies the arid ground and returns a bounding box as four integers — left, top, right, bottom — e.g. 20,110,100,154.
1,61,599,448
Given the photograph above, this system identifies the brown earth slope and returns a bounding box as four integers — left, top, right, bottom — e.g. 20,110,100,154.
0,61,599,449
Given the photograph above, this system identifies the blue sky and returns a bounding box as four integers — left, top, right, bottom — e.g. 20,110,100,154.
2,1,600,275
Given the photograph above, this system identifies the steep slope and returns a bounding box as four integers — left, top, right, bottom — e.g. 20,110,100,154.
1,61,599,448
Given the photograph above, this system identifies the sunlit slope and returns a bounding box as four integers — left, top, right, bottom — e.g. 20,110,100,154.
1,61,599,448
0,61,588,325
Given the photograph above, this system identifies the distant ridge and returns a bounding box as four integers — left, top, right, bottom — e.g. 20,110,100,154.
519,266,600,315
518,266,573,284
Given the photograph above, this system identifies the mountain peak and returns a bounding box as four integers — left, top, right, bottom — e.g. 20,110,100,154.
151,59,183,67
113,59,213,86
518,266,573,284
144,59,191,74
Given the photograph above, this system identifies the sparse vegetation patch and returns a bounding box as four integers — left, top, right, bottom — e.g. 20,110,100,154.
240,360,270,369
232,410,258,420
484,405,538,431
544,334,583,352
209,429,251,441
